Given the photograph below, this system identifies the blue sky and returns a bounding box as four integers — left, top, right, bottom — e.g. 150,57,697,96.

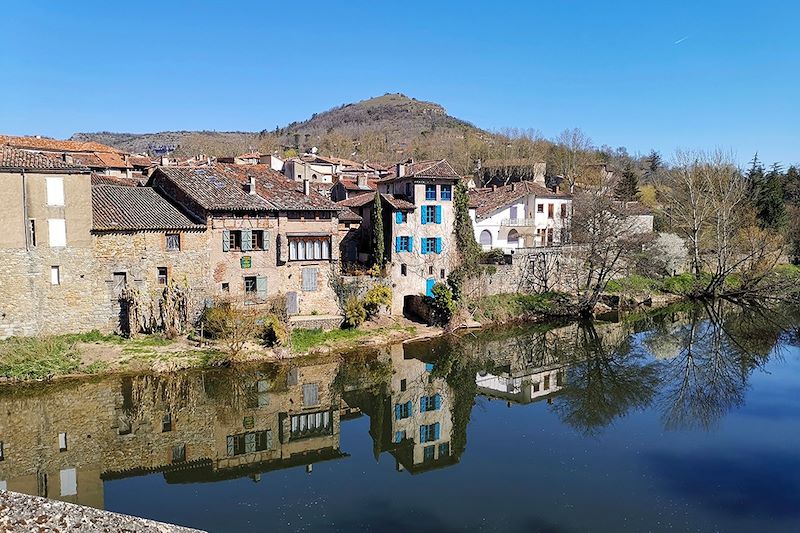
1,0,797,165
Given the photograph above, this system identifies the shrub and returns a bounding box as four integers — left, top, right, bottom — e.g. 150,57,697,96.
261,314,288,347
363,285,392,318
430,282,456,325
662,273,707,295
202,300,260,357
344,296,367,328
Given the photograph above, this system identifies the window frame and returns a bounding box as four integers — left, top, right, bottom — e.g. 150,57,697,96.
424,205,437,224
440,184,452,201
425,184,437,201
244,275,258,294
165,233,181,251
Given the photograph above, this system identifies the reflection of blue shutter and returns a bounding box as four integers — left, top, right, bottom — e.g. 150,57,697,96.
435,237,442,254
395,431,402,443
395,404,401,420
434,423,440,440
395,236,401,252
434,394,441,410
241,229,252,251
420,397,426,412
222,230,231,252
406,401,412,417
395,211,403,224
420,425,426,442
425,362,434,372
435,205,442,224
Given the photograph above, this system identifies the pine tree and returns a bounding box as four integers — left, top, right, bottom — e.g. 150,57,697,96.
371,191,385,266
454,182,480,265
748,155,787,229
614,164,640,201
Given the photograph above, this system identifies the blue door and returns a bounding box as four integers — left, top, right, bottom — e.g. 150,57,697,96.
426,278,435,297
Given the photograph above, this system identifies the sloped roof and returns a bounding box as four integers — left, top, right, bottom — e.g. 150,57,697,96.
338,176,377,191
92,185,205,231
91,172,144,187
154,164,340,212
380,159,461,182
0,145,89,171
336,192,416,211
338,209,362,223
0,135,122,153
468,180,570,219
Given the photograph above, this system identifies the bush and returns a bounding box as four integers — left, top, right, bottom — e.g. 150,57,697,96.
261,314,288,347
202,300,260,356
363,285,392,318
662,273,707,295
344,296,367,328
479,248,506,265
430,282,456,325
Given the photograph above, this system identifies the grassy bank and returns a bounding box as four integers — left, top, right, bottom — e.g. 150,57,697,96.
469,292,564,324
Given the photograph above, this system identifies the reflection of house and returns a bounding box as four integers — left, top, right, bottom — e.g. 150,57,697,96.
477,365,565,404
468,179,572,253
0,359,346,507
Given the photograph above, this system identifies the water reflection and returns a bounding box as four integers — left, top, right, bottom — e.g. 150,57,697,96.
0,301,794,514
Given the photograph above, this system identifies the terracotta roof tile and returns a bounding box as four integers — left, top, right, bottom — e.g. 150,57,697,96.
92,185,205,231
0,146,89,171
336,193,416,211
380,159,461,182
338,209,362,223
468,180,570,219
0,135,122,153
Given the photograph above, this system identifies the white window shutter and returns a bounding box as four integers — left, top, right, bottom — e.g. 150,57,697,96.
46,177,65,206
48,219,67,247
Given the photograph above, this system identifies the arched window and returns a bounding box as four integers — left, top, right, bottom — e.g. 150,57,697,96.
507,229,519,246
290,241,298,261
479,230,493,246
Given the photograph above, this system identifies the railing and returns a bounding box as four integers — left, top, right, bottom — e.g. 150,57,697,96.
500,218,538,226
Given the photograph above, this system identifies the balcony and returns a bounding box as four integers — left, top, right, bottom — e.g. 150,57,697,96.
500,218,538,227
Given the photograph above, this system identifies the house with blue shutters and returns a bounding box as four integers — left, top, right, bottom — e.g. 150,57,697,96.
378,160,461,315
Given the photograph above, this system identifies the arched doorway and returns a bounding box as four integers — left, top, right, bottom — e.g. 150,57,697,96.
507,229,519,247
479,230,493,246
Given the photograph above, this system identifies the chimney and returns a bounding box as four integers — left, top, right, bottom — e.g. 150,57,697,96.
357,175,367,188
492,184,497,192
303,179,310,196
511,183,516,192
160,155,169,166
248,176,257,195
63,154,73,164
396,163,406,178
123,154,130,166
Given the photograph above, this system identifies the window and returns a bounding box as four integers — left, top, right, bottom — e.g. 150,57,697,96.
401,264,407,276
423,205,437,224
228,230,242,251
226,430,273,456
421,238,440,255
425,184,437,201
423,445,435,462
58,432,68,451
394,401,412,420
50,266,60,285
537,203,544,213
28,219,36,246
46,177,65,206
290,411,332,439
533,381,540,392
428,266,434,276
244,276,257,293
507,230,519,246
556,370,564,386
394,430,406,443
287,211,301,219
420,394,442,412
548,204,554,219
162,413,172,432
59,468,77,497
48,219,67,247
157,267,168,285
439,442,450,457
396,235,412,252
400,379,407,392
166,233,181,251
172,443,186,463
302,267,318,291
510,205,518,220
479,230,492,246
221,282,229,292
0,441,4,461
544,374,550,390
419,423,440,443
560,204,568,218
251,230,264,250
405,182,413,197
289,237,331,261
440,269,446,279
440,184,452,201
303,383,320,406
395,211,408,224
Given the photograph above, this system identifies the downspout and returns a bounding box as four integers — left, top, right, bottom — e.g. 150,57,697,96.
21,169,29,250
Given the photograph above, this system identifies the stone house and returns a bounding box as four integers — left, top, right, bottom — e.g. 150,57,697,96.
330,174,377,202
150,164,343,316
468,179,572,253
90,185,210,332
0,146,107,337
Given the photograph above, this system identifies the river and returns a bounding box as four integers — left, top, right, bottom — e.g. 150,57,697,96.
0,301,798,532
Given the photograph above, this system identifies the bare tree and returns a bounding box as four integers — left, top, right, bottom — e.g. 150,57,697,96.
550,128,594,191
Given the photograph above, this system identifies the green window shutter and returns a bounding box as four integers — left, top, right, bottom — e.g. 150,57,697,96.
222,230,231,252
256,276,267,298
241,229,252,251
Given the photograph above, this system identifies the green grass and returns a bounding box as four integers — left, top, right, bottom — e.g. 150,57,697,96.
291,328,369,353
0,336,82,380
605,275,664,294
470,292,560,323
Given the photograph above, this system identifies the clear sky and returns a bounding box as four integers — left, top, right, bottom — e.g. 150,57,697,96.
1,0,797,166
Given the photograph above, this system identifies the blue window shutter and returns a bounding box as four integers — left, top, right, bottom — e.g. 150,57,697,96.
421,208,427,225
395,404,401,420
408,238,413,252
256,276,267,298
222,230,231,252
435,205,442,224
434,394,441,410
434,423,440,440
426,279,435,297
421,238,427,255
264,231,271,250
395,211,402,224
241,229,252,251
435,238,442,254
395,236,401,252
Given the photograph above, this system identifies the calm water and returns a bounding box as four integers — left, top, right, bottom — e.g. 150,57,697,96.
1,301,799,532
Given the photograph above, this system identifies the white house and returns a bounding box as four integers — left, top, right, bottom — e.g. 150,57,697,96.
468,180,572,253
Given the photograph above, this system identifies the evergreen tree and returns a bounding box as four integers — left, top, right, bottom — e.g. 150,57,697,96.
454,182,480,265
747,155,786,229
783,165,800,205
614,164,640,201
371,191,385,266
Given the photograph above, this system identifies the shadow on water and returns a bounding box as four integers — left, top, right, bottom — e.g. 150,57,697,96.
0,300,798,529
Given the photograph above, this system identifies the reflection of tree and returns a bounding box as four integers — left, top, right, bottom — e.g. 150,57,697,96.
551,322,662,436
657,300,786,431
